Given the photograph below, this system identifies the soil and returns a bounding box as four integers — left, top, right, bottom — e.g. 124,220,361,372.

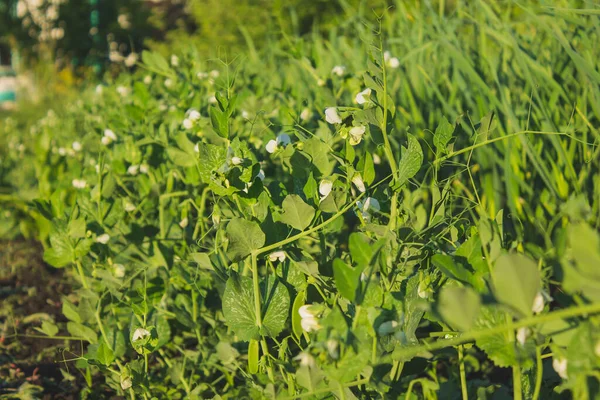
0,240,83,399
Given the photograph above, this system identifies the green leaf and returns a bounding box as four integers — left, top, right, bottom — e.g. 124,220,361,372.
568,223,600,281
437,286,481,331
279,195,315,231
492,253,540,317
349,233,372,267
35,320,59,337
167,147,196,167
209,107,229,138
474,307,516,367
433,116,454,153
222,275,289,341
291,290,306,340
333,258,361,302
62,298,82,323
96,341,115,366
395,134,423,189
226,218,265,261
67,322,98,344
302,137,333,177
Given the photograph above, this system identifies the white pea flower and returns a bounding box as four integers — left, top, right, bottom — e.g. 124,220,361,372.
197,71,208,79
187,109,201,121
268,251,286,263
143,75,152,85
164,79,173,88
209,70,220,78
325,107,342,124
356,197,380,220
116,86,129,96
194,143,200,153
72,141,82,152
532,292,544,314
295,352,316,368
132,327,151,342
120,376,132,391
95,85,103,95
388,57,400,69
373,154,381,165
139,164,149,174
104,129,117,141
331,65,345,76
109,51,123,63
113,264,125,278
348,125,366,145
72,179,87,189
355,88,372,105
298,305,322,333
125,202,136,212
265,133,291,154
58,147,66,156
417,279,432,299
170,55,179,67
241,110,250,119
352,174,366,193
96,234,110,244
516,327,529,346
317,78,325,87
378,321,399,336
101,136,111,145
319,180,333,198
182,118,193,130
208,95,217,104
127,165,139,175
179,217,189,228
300,108,311,121
257,169,265,181
552,357,568,379
384,51,391,62
326,339,339,359
124,53,138,68
231,156,243,166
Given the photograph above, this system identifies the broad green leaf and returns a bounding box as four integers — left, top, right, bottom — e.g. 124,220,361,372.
437,286,481,331
395,134,423,189
302,137,333,176
333,258,361,302
167,147,196,167
62,298,82,323
492,253,540,316
431,254,485,292
191,252,213,270
67,322,98,344
96,341,115,366
568,223,600,281
209,106,229,138
474,306,516,367
35,320,59,337
279,194,315,231
433,116,454,153
349,232,372,267
226,218,265,261
222,275,289,341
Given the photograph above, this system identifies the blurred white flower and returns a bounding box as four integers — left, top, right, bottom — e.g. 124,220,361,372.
96,233,110,244
326,339,339,359
120,376,132,391
355,88,372,105
109,51,123,63
187,109,201,121
319,180,333,199
298,305,321,332
50,27,64,40
127,165,139,175
164,79,173,88
143,75,152,85
325,107,342,124
103,129,117,145
182,118,193,130
179,217,189,228
194,143,200,153
348,125,366,145
516,327,529,345
295,352,315,368
552,357,568,379
331,65,345,76
95,85,103,95
265,133,291,154
373,154,381,165
257,169,265,181
139,164,149,174
352,174,366,193
300,108,311,121
118,14,131,29
113,264,125,278
268,251,286,263
317,78,325,87
209,70,220,78
132,327,150,342
116,86,129,96
72,141,82,152
197,71,208,79
125,202,136,212
124,53,138,68
356,197,380,221
208,95,217,104
241,110,250,119
378,321,399,336
170,55,179,66
532,292,544,314
384,51,400,69
231,156,243,166
58,147,66,156
17,1,27,18
72,179,87,189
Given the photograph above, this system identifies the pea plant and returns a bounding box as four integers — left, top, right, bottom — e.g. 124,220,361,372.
3,23,600,399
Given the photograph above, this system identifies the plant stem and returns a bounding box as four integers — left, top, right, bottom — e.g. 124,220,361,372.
532,346,544,400
390,302,600,361
75,260,89,289
251,254,262,328
458,345,468,400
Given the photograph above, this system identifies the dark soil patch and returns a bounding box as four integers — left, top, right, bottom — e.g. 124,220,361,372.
0,240,83,399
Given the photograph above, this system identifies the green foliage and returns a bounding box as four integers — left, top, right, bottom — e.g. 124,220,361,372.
2,0,600,398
